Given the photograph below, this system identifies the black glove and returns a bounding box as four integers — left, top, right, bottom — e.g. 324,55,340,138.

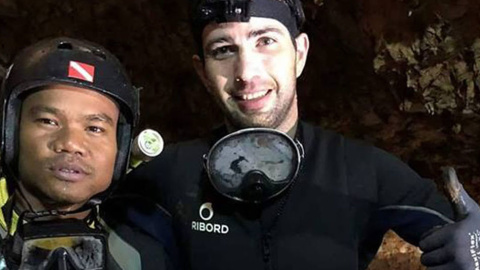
419,182,480,269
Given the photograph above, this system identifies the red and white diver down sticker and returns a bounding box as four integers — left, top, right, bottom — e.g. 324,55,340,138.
68,61,95,82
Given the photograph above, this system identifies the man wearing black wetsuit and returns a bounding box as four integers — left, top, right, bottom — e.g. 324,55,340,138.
126,0,480,269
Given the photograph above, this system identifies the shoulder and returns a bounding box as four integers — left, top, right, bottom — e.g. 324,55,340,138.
125,136,210,190
132,137,210,175
100,197,178,270
164,137,212,162
300,121,380,162
104,223,174,270
299,121,419,191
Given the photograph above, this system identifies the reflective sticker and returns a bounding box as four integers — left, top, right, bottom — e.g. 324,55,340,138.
68,61,95,82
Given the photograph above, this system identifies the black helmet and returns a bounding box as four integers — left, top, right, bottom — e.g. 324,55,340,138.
0,37,139,202
190,0,306,56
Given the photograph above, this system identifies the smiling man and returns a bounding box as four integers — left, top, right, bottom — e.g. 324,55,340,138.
0,37,173,270
125,0,480,269
193,16,307,133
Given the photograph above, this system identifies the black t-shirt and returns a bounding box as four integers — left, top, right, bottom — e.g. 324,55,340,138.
124,121,453,270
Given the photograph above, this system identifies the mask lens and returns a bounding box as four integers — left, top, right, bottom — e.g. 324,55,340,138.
206,128,302,202
20,235,105,270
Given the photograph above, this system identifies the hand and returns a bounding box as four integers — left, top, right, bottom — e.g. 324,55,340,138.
419,181,480,270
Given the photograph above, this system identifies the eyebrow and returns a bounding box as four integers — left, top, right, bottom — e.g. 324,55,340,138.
28,105,115,127
85,113,115,127
248,27,285,38
205,37,232,51
205,26,286,50
28,105,60,116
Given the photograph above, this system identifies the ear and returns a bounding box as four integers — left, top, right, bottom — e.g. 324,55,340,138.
192,54,211,93
294,33,310,78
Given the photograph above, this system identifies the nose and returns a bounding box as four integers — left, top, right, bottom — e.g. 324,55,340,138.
51,126,86,157
234,48,262,88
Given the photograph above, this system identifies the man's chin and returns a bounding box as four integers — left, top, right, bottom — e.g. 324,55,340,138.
43,193,90,211
229,116,275,129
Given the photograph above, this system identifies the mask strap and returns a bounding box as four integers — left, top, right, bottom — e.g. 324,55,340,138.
260,171,300,268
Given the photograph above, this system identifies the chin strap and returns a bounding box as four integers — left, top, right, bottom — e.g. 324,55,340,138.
20,198,101,221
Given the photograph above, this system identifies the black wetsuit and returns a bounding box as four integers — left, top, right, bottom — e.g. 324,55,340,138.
125,121,453,270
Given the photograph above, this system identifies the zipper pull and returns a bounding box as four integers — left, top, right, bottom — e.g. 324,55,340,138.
262,232,273,269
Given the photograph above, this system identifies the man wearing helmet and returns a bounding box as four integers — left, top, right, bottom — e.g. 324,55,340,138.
125,0,480,269
0,37,173,270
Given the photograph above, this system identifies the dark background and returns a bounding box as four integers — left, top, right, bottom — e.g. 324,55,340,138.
0,0,479,268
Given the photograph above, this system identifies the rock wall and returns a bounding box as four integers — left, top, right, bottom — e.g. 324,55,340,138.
0,0,479,269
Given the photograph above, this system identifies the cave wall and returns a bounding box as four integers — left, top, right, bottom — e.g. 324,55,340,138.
0,0,479,269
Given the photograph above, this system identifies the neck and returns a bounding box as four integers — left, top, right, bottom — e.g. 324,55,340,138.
286,120,298,139
277,101,298,137
14,184,91,220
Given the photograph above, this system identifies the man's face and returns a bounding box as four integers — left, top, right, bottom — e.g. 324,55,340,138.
17,84,119,210
193,17,309,132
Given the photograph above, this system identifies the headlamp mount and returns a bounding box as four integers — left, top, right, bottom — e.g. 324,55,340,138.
201,0,251,23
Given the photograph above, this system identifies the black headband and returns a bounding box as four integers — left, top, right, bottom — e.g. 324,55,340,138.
198,0,300,37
